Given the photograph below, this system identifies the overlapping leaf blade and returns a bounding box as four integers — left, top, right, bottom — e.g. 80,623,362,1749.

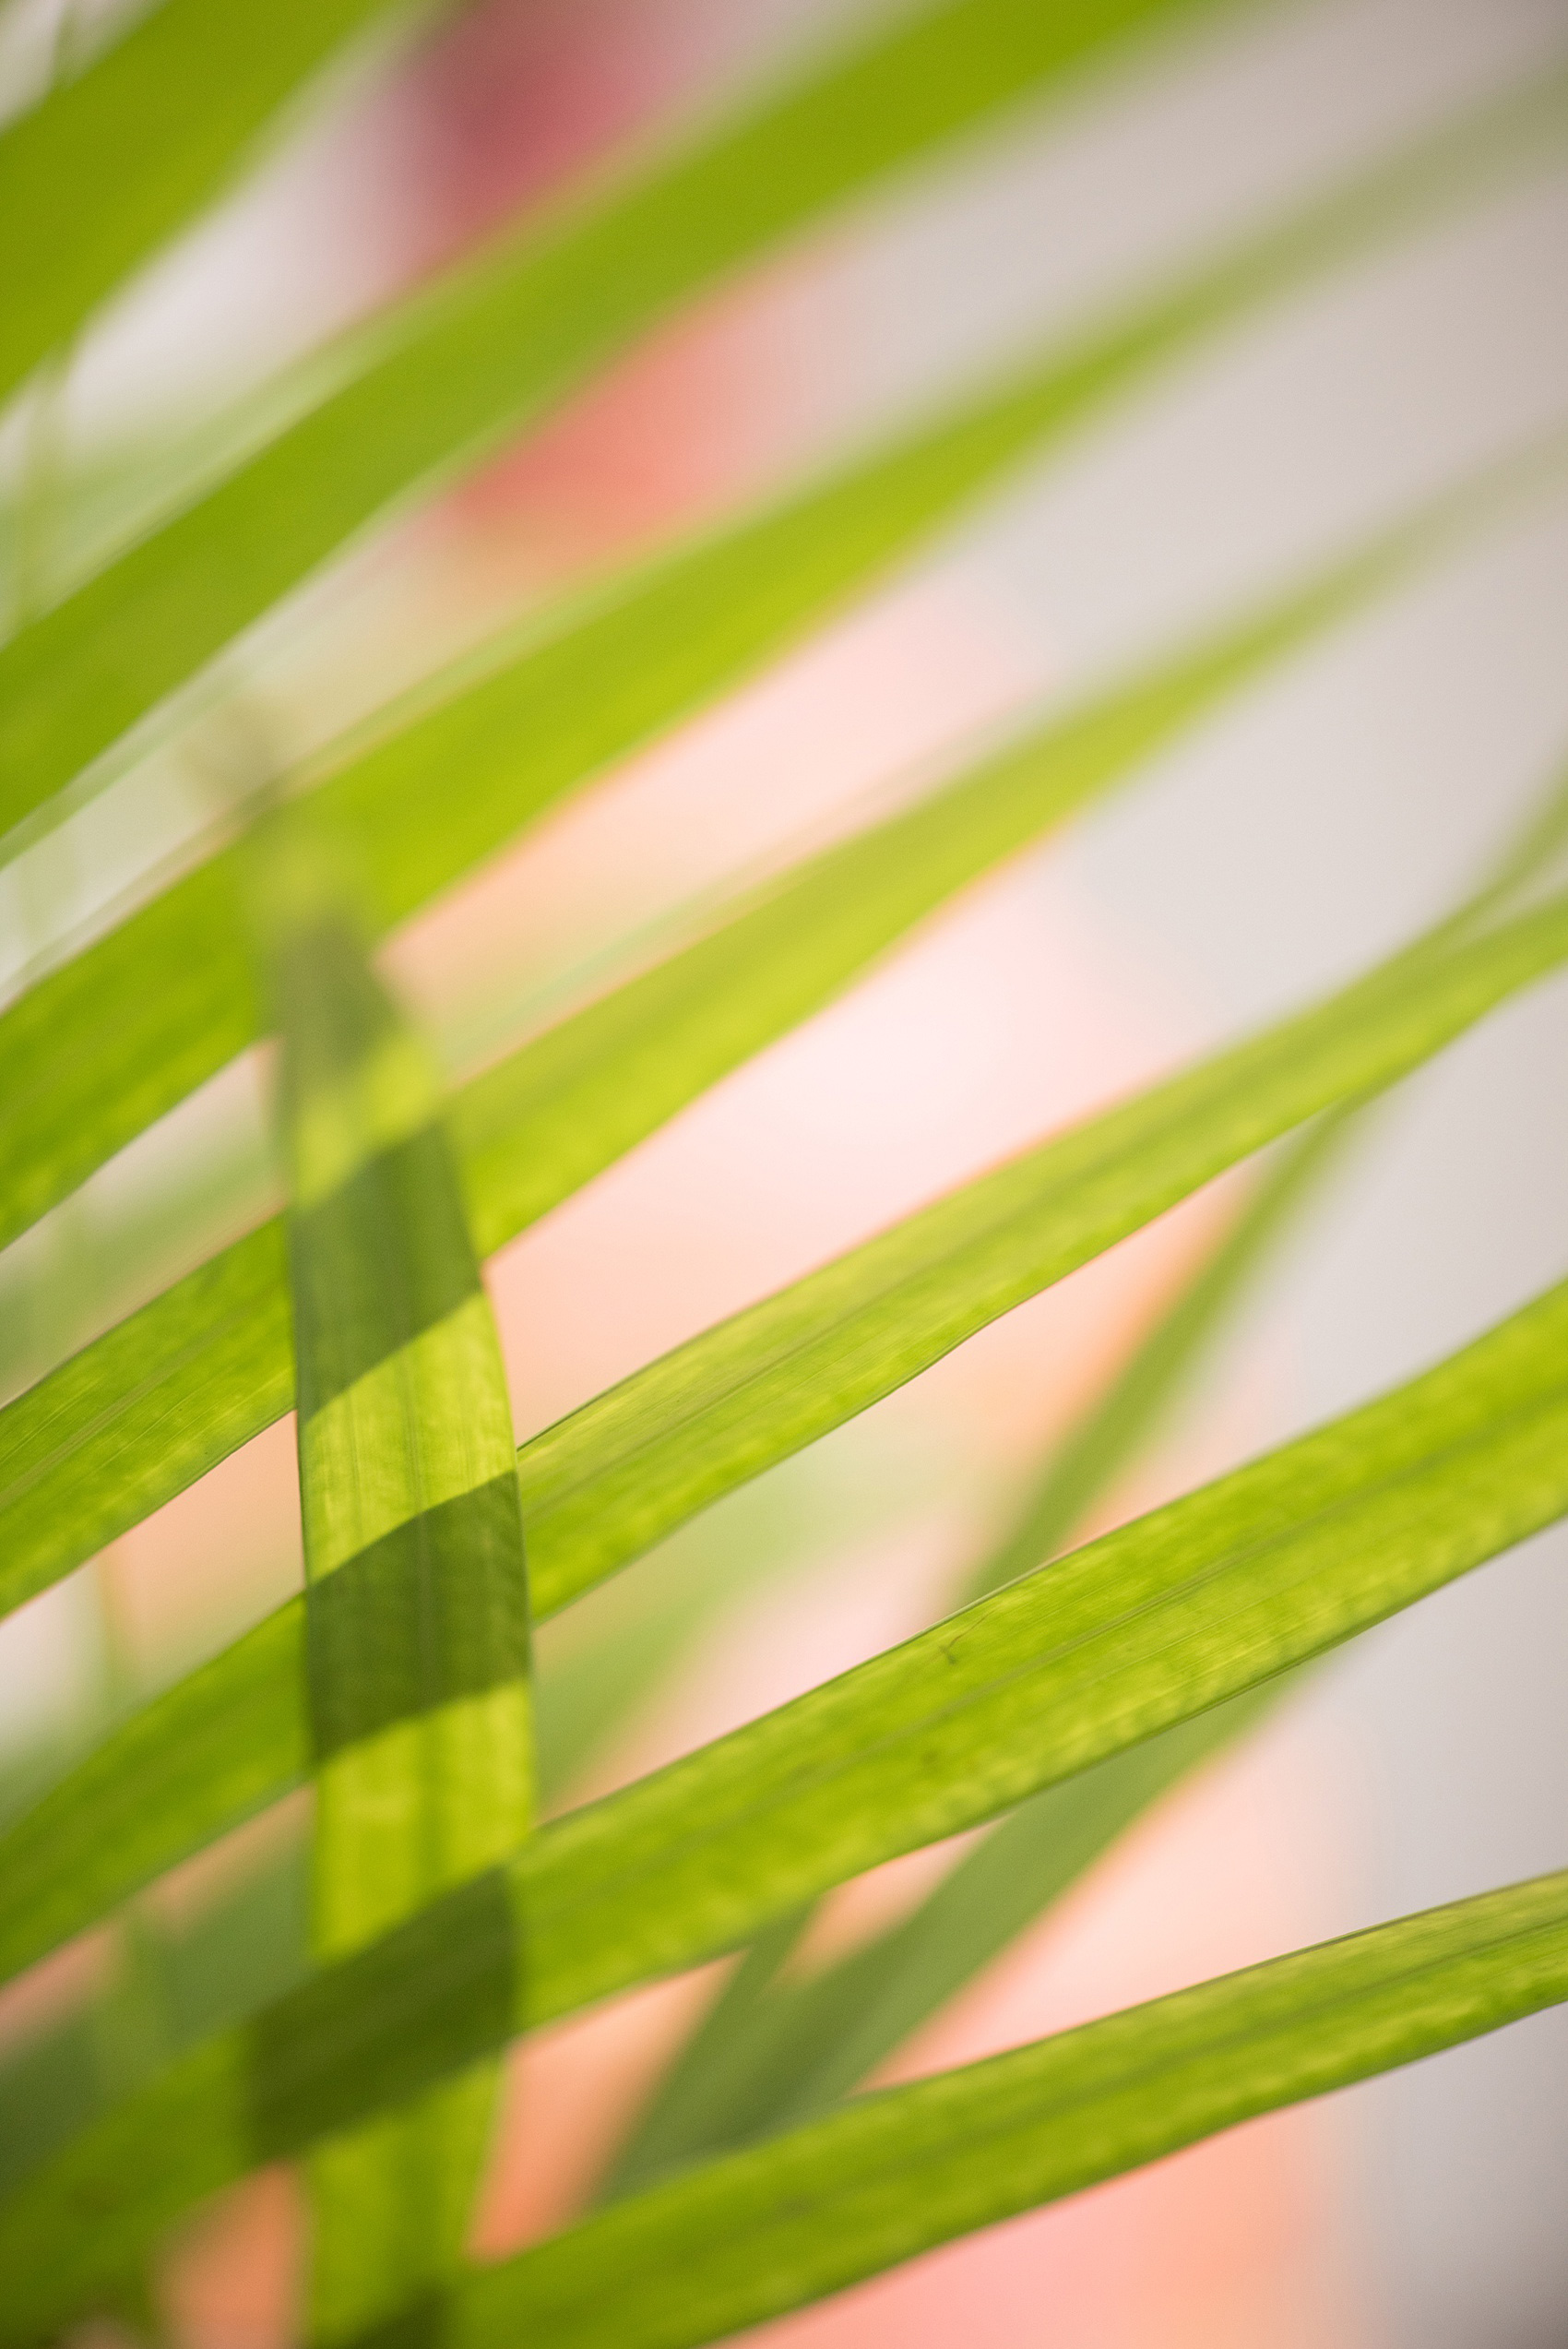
0,0,1249,831
512,1276,1568,2021
441,1869,1568,2349
250,810,532,2338
3,856,1567,1996
0,447,1549,1629
6,1272,1568,2334
960,1109,1357,1600
6,54,1564,1250
513,886,1568,1620
601,723,1568,2175
598,1692,1276,2198
600,1117,1354,2194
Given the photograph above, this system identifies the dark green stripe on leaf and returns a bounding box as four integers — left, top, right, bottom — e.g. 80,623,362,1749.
440,1873,1568,2349
291,1129,482,1413
246,1867,518,2165
307,1474,532,1762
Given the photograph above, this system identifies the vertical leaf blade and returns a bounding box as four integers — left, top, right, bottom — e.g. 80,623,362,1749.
254,815,531,2337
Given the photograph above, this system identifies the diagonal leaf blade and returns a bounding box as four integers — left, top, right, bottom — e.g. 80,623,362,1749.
441,1868,1568,2349
960,1112,1359,1600
5,1274,1568,2333
0,0,413,411
598,1691,1277,2199
514,887,1568,1622
0,0,1252,829
3,861,1568,1995
6,52,1565,1252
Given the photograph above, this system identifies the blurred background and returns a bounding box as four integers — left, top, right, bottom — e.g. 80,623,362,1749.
2,0,1567,2341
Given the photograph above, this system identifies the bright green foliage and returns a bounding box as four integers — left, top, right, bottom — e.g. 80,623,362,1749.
513,887,1568,1619
6,1272,1568,2332
5,0,1568,2334
0,452,1548,1622
449,1868,1568,2349
600,1691,1276,2197
600,1122,1353,2194
4,864,1564,1997
4,53,1562,1247
963,1115,1355,1596
0,0,1245,829
251,812,531,2340
0,0,410,411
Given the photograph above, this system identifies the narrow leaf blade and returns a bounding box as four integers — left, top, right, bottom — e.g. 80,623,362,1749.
0,0,1248,827
0,0,410,407
5,1274,1568,2330
6,52,1562,1248
451,1870,1568,2349
251,810,533,2337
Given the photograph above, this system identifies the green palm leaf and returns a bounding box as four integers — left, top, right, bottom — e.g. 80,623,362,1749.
251,808,531,2338
0,0,1249,831
4,1271,1568,2336
2,849,1566,1996
434,1868,1568,2349
0,0,411,411
5,54,1563,1248
6,0,1564,2334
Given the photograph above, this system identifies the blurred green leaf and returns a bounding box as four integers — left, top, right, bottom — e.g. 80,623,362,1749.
0,1605,306,1991
6,54,1565,1249
0,0,1254,829
0,1830,312,2200
0,449,1547,1629
0,0,415,413
442,1868,1568,2349
249,807,533,2339
6,1273,1568,2333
